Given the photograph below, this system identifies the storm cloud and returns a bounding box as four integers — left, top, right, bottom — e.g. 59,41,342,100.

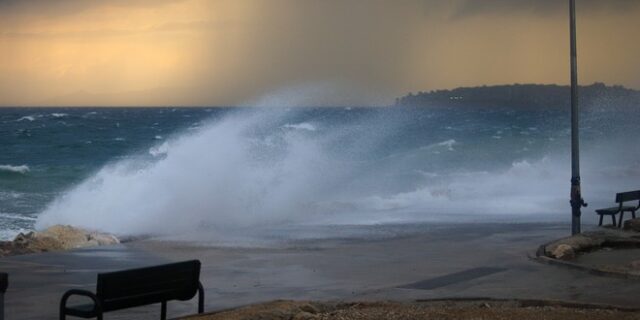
0,0,638,106
453,0,640,18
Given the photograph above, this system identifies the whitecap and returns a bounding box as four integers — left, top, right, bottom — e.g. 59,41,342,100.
16,115,36,122
0,212,37,222
51,113,68,118
421,139,457,151
0,164,30,174
283,122,317,132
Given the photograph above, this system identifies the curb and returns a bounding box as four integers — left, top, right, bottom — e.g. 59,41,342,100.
532,242,640,280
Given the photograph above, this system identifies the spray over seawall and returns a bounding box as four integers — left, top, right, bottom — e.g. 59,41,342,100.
35,91,640,239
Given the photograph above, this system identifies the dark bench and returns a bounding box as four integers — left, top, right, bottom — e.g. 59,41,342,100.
596,190,640,227
60,260,204,320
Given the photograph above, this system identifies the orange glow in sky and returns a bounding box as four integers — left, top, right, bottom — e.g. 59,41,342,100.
0,0,638,106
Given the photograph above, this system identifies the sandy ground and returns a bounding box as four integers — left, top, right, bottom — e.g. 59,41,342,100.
2,222,640,319
181,300,640,320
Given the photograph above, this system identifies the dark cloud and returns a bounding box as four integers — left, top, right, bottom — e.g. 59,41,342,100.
453,0,640,19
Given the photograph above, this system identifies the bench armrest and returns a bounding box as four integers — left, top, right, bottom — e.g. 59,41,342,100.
60,289,102,313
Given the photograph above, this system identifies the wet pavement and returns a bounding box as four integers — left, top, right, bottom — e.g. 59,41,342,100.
2,222,640,319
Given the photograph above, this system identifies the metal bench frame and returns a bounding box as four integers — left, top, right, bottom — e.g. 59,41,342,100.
595,190,640,228
60,260,204,320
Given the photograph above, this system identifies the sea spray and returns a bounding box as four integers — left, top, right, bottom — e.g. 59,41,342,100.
35,109,359,235
29,102,640,239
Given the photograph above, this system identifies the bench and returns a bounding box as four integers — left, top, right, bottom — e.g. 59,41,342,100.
60,260,204,320
595,190,640,227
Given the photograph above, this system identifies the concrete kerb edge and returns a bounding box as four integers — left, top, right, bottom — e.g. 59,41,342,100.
531,241,640,281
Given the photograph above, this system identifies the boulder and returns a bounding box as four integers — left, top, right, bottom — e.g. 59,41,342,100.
0,225,119,257
548,244,575,260
623,218,640,232
544,233,604,260
543,228,640,261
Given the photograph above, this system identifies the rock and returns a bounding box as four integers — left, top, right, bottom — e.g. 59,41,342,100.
299,303,320,314
0,225,119,257
623,218,640,232
544,232,611,260
292,312,318,320
548,244,575,260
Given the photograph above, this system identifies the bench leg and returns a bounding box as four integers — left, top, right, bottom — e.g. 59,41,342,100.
161,301,167,320
619,212,625,228
198,282,205,314
633,211,637,219
611,215,616,226
598,214,603,226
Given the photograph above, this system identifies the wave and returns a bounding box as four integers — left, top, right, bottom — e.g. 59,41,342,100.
283,122,317,132
421,139,457,152
33,90,640,239
0,227,31,241
0,164,30,175
16,115,37,122
0,212,37,222
51,113,68,118
35,106,570,238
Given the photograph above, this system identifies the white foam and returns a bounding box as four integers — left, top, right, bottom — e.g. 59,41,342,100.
422,139,457,151
0,164,30,174
51,113,68,118
0,212,37,222
0,228,31,241
36,109,349,236
283,123,317,132
33,88,640,239
16,115,36,122
149,141,170,157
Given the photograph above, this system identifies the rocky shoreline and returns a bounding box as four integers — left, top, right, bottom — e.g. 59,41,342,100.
0,225,120,257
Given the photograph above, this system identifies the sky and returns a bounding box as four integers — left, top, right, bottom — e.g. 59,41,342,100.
0,0,639,107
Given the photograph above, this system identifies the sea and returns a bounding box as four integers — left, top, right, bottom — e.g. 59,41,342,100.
1,105,639,241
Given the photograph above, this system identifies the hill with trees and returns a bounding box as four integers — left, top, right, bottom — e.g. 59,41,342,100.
395,83,640,110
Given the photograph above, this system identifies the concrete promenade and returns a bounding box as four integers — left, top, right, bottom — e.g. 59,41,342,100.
2,223,639,319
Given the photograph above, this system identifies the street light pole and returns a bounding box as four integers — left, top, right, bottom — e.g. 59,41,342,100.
570,0,586,235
